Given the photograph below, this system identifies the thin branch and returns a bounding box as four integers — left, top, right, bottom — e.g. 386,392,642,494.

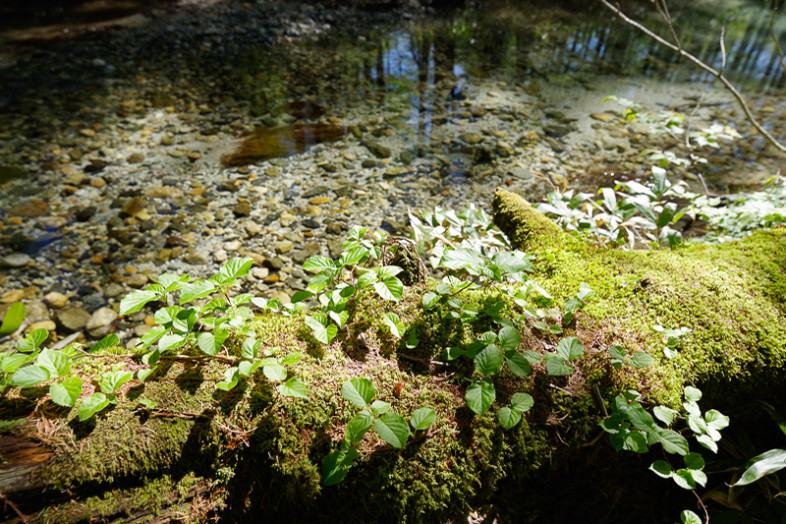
0,492,29,523
600,0,786,155
692,489,710,524
720,26,727,73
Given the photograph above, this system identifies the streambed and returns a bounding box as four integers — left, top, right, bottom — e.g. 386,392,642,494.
0,0,784,344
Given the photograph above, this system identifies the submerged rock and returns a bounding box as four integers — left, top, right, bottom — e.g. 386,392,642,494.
221,123,346,166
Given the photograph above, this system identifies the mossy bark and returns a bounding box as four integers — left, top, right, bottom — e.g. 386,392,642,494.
1,189,785,523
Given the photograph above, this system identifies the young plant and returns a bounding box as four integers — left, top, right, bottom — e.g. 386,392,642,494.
297,227,404,345
322,377,435,485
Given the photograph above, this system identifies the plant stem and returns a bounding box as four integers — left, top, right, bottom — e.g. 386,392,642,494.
599,0,786,155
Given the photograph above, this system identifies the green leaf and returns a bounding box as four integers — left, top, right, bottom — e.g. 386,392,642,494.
506,351,532,376
442,247,484,272
197,329,228,356
179,280,216,304
345,412,373,443
658,429,690,455
322,448,357,486
263,362,287,382
672,469,697,490
556,336,584,360
277,377,308,399
465,380,496,415
78,392,110,421
373,412,410,449
20,328,49,352
374,276,404,302
340,246,370,267
511,392,534,413
1,353,34,374
545,355,573,376
629,351,655,368
656,204,675,229
216,367,239,391
98,370,133,394
342,378,375,408
410,407,436,431
653,406,679,426
474,344,504,375
11,365,50,388
684,452,705,470
136,368,155,382
158,333,187,352
119,290,159,315
683,386,702,402
680,510,702,524
371,400,391,416
705,409,729,431
238,360,262,378
0,302,26,336
732,448,786,486
36,349,70,378
281,352,303,366
49,377,83,407
241,338,260,360
290,290,313,304
303,255,336,274
305,315,336,345
497,326,521,352
695,434,718,453
422,292,440,309
649,460,673,479
623,431,650,453
497,407,522,429
577,282,595,301
90,334,120,352
220,257,253,280
382,313,404,338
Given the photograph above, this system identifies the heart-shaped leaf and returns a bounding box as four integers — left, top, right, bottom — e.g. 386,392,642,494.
497,407,522,429
465,380,496,415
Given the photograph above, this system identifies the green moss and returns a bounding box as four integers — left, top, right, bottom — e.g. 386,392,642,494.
41,473,204,524
493,189,786,410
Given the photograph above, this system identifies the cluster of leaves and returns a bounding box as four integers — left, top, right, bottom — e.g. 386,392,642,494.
120,257,307,398
0,327,133,420
601,386,729,523
322,377,435,485
652,324,691,359
296,227,404,345
537,170,695,249
693,175,786,242
410,206,602,429
1,258,309,424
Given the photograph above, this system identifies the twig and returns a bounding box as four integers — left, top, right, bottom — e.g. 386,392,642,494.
600,0,786,155
0,491,29,523
692,489,710,524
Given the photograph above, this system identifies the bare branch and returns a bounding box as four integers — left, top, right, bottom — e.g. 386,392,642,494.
600,0,786,155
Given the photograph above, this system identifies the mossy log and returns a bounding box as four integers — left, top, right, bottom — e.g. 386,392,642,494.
2,189,785,523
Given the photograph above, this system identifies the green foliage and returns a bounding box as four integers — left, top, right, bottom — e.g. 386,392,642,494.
537,171,694,249
323,377,435,485
0,302,26,336
0,257,308,421
299,227,404,345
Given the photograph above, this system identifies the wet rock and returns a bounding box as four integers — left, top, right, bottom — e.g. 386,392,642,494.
185,253,209,265
127,152,145,164
303,185,330,198
233,200,252,217
25,301,50,322
9,197,49,217
274,240,294,254
74,206,97,222
56,307,92,332
364,140,392,159
591,112,615,122
28,320,57,333
264,256,285,270
44,291,70,309
86,307,118,338
85,159,108,173
0,253,31,268
214,249,228,263
0,166,26,183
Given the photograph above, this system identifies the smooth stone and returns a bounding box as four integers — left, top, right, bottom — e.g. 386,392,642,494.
364,140,392,159
44,291,70,308
590,112,615,122
1,289,26,303
214,249,229,263
56,307,92,332
9,197,49,218
0,253,31,268
233,201,252,217
127,152,145,164
274,240,294,254
86,307,118,338
27,320,56,333
185,253,209,265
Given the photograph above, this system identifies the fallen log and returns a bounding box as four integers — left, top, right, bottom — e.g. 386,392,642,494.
1,189,784,522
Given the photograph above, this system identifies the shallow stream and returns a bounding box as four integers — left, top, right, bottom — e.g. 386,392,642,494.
0,0,784,342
